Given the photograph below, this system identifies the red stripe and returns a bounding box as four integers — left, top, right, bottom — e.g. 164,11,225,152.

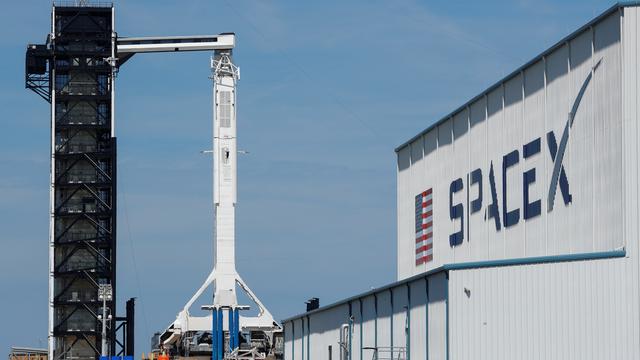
416,243,433,253
415,240,434,247
415,232,433,243
416,253,433,265
421,221,433,229
415,234,431,243
425,188,432,195
421,210,433,218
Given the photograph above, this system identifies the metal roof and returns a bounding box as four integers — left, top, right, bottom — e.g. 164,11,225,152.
281,249,625,323
394,1,639,153
282,264,449,323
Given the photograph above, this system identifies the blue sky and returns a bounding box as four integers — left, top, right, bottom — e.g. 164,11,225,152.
0,0,618,354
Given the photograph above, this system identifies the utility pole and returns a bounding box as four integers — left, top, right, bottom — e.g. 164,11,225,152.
98,284,113,357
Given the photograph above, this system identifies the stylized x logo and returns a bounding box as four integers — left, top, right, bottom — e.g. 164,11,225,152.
546,131,572,206
547,59,601,211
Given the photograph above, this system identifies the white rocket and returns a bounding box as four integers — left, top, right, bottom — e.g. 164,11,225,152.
161,39,280,351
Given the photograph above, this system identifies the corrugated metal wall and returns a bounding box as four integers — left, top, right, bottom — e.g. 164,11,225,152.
284,273,448,360
391,286,408,355
286,257,639,360
408,280,426,360
291,317,303,360
448,256,640,359
397,8,627,280
361,295,376,353
308,304,350,360
426,273,447,360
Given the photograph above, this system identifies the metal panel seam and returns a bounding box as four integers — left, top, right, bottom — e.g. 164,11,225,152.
406,284,410,360
425,278,429,360
390,289,394,355
307,316,310,360
445,272,449,360
374,293,378,351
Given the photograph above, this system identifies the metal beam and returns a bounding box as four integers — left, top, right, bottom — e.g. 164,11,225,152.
116,34,235,55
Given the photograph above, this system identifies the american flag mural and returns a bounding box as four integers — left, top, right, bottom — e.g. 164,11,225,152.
415,189,433,265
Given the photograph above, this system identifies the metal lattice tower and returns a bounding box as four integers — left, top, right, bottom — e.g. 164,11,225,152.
26,4,117,360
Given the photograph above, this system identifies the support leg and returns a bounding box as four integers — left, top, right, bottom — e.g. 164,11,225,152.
212,308,218,360
233,309,240,349
228,308,235,350
217,310,223,360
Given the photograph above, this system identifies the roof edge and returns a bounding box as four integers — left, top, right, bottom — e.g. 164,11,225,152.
394,2,639,153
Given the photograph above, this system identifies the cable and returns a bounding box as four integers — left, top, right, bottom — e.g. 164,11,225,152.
120,177,151,346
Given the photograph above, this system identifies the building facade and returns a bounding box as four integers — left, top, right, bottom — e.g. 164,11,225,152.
283,3,640,359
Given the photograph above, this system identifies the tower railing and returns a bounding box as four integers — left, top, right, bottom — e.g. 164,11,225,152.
53,1,113,8
363,347,406,360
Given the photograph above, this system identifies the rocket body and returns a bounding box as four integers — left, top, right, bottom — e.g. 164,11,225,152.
212,53,238,306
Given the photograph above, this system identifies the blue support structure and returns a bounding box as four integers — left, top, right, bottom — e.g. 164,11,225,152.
228,308,235,350
217,309,224,360
234,308,240,349
212,308,218,360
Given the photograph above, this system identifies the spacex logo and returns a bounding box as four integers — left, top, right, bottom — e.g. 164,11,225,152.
417,59,602,249
547,59,602,211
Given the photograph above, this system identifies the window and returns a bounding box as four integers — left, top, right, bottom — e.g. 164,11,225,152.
219,91,232,127
223,147,230,165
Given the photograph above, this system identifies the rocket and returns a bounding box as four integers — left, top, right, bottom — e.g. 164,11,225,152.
161,42,280,352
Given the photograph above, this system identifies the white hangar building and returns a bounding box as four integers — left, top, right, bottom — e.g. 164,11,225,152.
283,3,640,359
